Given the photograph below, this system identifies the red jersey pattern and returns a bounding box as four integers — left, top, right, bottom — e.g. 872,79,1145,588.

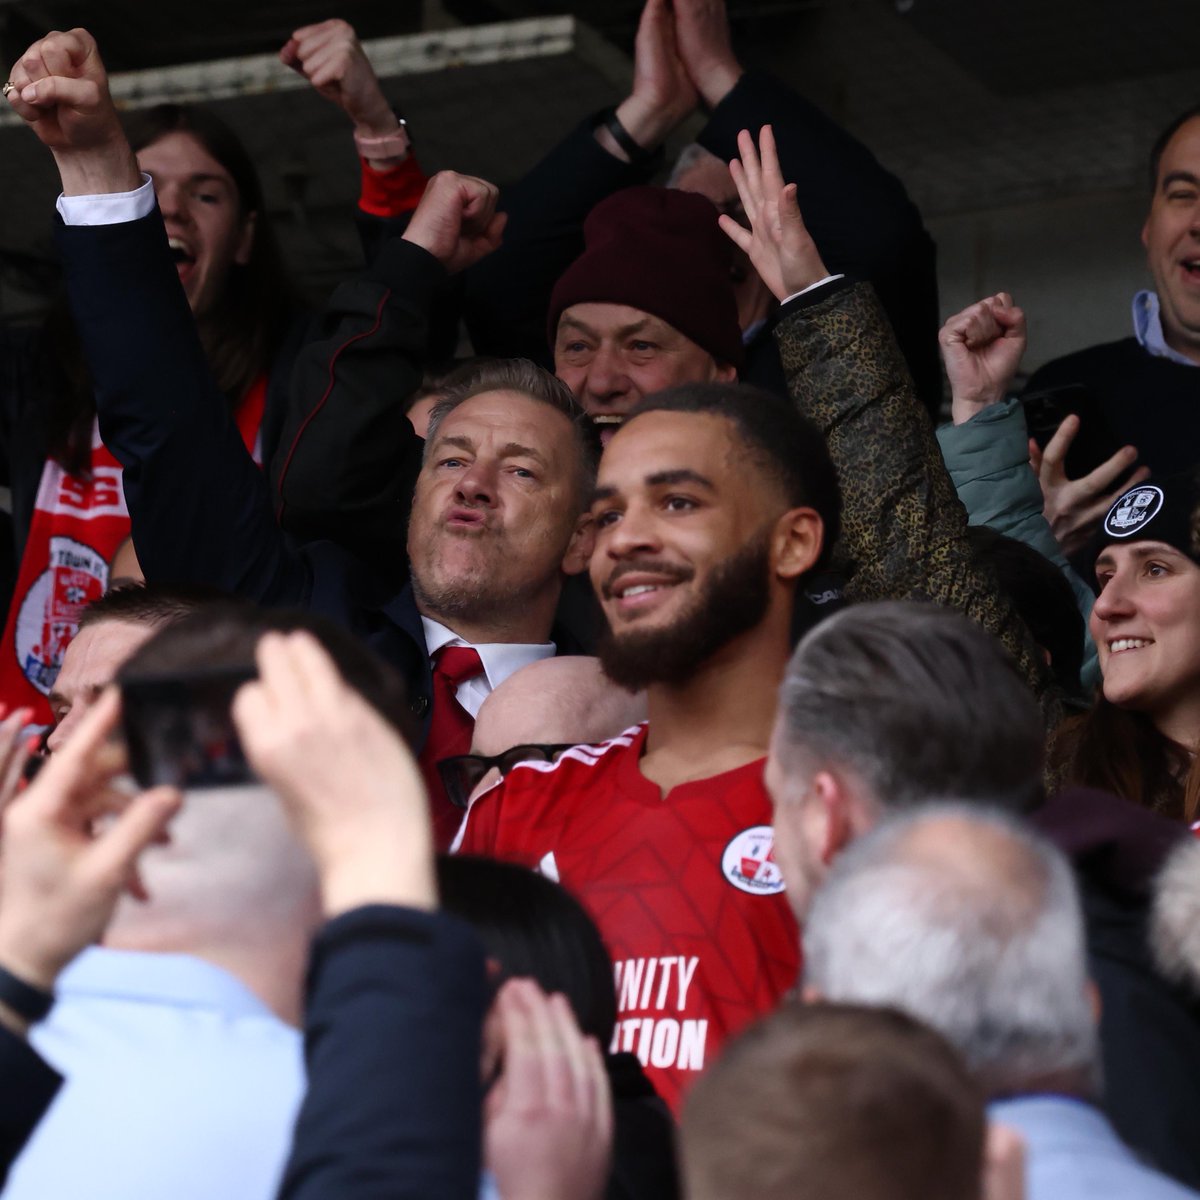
455,723,800,1113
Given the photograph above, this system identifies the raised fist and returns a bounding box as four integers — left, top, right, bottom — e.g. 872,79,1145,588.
5,28,139,194
939,294,1027,423
401,171,505,275
279,19,394,137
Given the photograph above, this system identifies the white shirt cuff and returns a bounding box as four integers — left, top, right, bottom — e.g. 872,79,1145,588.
782,273,845,305
56,175,155,226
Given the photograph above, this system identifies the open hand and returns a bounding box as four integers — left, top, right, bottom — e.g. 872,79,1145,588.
940,294,1026,423
721,125,829,300
0,689,180,995
673,0,743,109
485,979,613,1200
1029,418,1148,558
607,0,698,157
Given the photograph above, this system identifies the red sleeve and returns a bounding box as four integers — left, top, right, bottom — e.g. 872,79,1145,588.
358,155,428,219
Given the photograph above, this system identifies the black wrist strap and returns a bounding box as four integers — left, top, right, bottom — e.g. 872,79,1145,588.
0,963,54,1024
601,108,654,165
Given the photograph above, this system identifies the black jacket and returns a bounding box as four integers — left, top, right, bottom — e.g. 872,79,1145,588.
279,905,488,1200
0,1024,61,1190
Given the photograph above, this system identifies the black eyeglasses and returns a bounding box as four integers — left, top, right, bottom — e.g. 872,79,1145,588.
438,743,577,810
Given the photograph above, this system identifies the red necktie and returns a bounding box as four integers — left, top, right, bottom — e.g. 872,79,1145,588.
419,645,484,849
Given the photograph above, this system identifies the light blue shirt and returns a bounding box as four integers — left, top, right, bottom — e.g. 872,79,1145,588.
990,1095,1200,1200
4,947,305,1200
1132,289,1198,367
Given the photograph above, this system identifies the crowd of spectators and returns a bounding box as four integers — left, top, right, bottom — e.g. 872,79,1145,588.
0,4,1198,1198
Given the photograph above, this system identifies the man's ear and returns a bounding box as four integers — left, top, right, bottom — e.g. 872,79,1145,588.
810,770,854,865
1141,216,1151,252
561,513,595,576
796,770,853,869
234,210,258,266
713,360,738,384
772,506,824,582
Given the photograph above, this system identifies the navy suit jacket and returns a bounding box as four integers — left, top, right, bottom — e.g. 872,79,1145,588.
278,905,488,1200
56,210,587,743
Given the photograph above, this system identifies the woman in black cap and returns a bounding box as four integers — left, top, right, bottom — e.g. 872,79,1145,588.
1055,474,1200,825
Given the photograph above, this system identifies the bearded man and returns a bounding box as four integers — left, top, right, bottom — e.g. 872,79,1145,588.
455,381,839,1112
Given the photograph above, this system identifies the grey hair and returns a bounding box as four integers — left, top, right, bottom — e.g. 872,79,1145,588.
667,142,723,188
423,357,600,509
775,601,1045,813
1150,836,1200,994
803,804,1099,1097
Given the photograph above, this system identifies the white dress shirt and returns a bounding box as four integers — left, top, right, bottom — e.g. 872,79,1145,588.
420,616,555,719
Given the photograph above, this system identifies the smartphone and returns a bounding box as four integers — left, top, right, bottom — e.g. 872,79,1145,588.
120,665,257,790
1022,384,1130,484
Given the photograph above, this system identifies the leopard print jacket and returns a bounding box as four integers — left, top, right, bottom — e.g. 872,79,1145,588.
774,278,1065,734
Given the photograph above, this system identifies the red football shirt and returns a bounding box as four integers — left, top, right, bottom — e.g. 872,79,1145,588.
455,723,800,1113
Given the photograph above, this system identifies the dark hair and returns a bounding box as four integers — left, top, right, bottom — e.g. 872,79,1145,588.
1054,699,1200,824
436,855,617,1044
78,582,231,632
1149,105,1200,193
425,358,602,508
682,1002,985,1200
124,104,298,403
776,601,1046,814
117,601,415,742
966,526,1084,697
42,104,296,475
627,383,842,571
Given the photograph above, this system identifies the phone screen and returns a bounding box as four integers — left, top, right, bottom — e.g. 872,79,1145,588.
120,665,256,790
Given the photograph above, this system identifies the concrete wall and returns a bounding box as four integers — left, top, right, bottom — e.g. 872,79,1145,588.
930,189,1151,374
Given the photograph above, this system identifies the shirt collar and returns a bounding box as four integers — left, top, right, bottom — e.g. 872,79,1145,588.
420,616,555,691
55,947,278,1020
1132,289,1199,366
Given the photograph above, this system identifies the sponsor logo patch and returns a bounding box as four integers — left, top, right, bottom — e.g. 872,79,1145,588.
721,825,785,896
1104,485,1163,538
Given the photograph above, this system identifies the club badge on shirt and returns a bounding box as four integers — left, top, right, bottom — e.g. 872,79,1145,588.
721,825,786,896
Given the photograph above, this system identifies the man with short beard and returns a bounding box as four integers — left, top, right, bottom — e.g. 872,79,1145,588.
455,381,839,1112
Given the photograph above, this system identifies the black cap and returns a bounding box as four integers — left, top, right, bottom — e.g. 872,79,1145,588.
1094,474,1200,570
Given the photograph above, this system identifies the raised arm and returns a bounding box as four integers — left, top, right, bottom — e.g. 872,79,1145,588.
723,127,1061,723
679,0,940,412
7,29,309,604
936,296,1100,690
281,17,428,259
272,170,504,559
461,0,698,362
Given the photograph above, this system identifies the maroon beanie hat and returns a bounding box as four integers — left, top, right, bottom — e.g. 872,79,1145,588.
548,185,744,369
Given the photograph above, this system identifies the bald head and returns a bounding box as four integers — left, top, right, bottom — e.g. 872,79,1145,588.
471,656,646,757
803,806,1097,1097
